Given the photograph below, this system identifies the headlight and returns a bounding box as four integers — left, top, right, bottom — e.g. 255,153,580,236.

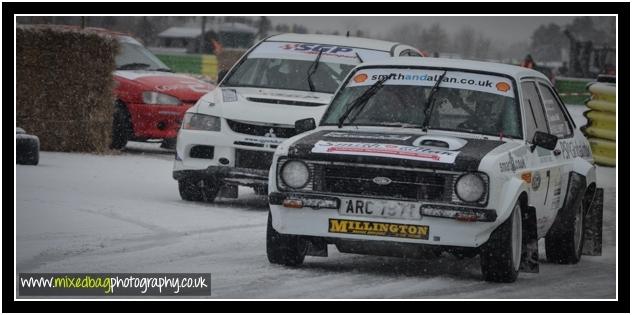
142,91,181,105
280,160,310,189
455,173,485,203
182,113,221,131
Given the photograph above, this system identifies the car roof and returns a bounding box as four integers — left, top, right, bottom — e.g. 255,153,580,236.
266,33,402,52
356,57,550,82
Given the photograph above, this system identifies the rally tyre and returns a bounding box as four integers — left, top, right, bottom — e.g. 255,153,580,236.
545,202,584,264
178,179,220,202
480,202,522,283
161,138,177,150
111,102,133,150
266,212,307,266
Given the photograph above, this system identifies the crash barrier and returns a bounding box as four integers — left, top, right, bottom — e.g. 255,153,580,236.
555,77,593,105
155,48,246,82
16,25,118,153
581,81,616,167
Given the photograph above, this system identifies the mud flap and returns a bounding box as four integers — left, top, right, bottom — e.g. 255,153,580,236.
306,238,328,257
582,188,603,256
520,206,539,273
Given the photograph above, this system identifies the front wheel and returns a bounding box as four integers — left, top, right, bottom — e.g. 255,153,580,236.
266,212,307,266
480,202,522,283
178,179,219,202
111,102,133,150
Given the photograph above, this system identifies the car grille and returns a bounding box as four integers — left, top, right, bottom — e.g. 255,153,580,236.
312,164,453,202
235,149,274,170
226,119,296,138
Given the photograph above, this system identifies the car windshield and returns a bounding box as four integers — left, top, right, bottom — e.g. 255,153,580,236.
115,41,170,71
321,68,523,138
224,58,354,94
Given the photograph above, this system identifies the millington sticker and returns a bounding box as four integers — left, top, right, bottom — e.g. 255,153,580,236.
311,140,459,163
329,218,429,240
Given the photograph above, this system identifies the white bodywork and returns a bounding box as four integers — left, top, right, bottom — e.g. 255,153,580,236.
269,58,597,248
174,34,422,180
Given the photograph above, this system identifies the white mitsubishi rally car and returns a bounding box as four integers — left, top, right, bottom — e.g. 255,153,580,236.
172,33,421,202
266,58,604,283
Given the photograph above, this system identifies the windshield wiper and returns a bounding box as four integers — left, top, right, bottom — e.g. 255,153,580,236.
307,49,324,92
337,75,390,128
117,62,151,70
421,70,448,131
153,68,174,73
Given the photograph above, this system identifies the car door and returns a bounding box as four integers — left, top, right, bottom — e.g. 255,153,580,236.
520,80,562,236
535,81,577,219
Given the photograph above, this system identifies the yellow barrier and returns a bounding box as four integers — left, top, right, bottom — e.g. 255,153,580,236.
582,82,616,167
588,84,616,103
586,99,616,113
201,55,218,81
588,138,616,166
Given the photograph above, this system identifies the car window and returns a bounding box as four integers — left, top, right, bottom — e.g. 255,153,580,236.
225,58,354,94
538,83,573,138
115,42,169,70
520,81,549,141
321,68,522,138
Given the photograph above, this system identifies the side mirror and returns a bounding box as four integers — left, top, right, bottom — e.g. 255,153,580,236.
295,118,316,134
217,69,228,83
531,131,558,151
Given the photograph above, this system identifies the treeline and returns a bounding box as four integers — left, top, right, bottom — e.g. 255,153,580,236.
16,16,615,63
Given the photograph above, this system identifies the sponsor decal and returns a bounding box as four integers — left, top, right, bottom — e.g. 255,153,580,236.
347,68,515,98
242,137,284,147
155,81,211,94
496,82,511,92
280,43,354,55
353,73,368,83
248,42,390,65
532,171,542,190
328,218,429,240
256,91,321,100
311,140,459,163
499,152,526,172
324,132,412,141
559,140,591,159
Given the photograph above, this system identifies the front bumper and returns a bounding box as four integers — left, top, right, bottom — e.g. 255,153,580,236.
127,103,192,139
174,125,283,186
269,191,500,248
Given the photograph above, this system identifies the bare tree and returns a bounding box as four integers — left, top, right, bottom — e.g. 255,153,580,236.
453,27,476,58
420,23,448,53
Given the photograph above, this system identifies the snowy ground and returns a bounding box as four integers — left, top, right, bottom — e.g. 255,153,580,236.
15,105,616,299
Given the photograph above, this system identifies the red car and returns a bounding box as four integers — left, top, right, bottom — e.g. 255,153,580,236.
111,34,214,149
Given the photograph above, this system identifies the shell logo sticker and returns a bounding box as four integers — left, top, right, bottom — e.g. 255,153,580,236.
353,73,368,83
496,82,511,92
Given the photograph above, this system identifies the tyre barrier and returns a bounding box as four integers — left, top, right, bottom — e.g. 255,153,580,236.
16,129,40,165
581,81,616,167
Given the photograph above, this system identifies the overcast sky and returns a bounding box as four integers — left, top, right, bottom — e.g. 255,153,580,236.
268,16,579,44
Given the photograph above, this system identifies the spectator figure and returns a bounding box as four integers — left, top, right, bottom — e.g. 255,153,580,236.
521,54,536,69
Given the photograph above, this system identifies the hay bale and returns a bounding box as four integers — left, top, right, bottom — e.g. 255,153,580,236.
16,25,119,153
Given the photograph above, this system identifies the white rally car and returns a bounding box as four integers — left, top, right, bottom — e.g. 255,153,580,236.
267,58,603,283
173,33,421,201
